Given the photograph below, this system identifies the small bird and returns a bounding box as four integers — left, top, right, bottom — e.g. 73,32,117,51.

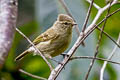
15,14,76,61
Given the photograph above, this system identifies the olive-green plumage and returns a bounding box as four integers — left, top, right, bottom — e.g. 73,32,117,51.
15,14,76,61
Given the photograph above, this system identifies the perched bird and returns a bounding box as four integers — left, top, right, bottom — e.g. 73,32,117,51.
15,14,76,61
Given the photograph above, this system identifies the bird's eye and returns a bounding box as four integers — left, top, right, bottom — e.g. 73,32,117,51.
64,22,69,25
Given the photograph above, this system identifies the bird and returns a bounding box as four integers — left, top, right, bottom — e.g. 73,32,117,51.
15,14,76,61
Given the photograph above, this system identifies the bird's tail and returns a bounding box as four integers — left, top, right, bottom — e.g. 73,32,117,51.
15,50,29,61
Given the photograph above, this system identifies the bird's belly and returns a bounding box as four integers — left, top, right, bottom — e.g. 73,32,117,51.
36,37,70,57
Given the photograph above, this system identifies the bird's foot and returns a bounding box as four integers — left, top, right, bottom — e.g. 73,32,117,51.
61,53,69,58
50,58,64,65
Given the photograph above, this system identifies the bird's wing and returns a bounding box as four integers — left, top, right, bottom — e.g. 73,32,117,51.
32,28,59,45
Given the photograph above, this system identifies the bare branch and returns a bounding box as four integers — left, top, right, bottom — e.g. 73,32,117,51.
82,0,94,32
0,0,17,68
100,34,120,80
15,28,53,71
86,0,101,10
96,27,120,48
58,0,72,18
85,2,112,80
70,56,120,65
19,69,47,80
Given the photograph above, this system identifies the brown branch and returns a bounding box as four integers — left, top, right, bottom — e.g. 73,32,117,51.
86,0,101,10
82,0,94,32
96,27,120,48
85,2,112,80
0,0,18,68
58,0,72,18
70,56,120,65
19,69,47,80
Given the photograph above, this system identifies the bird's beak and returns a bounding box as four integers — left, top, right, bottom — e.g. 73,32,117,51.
72,22,77,26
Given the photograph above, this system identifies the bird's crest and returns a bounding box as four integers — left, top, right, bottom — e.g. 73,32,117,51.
57,14,74,23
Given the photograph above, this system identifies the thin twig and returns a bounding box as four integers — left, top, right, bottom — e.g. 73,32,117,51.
82,0,94,32
100,34,120,80
15,28,53,71
58,0,72,18
85,2,112,80
19,69,47,80
86,0,101,10
96,27,120,48
70,56,120,65
48,2,120,80
80,0,94,46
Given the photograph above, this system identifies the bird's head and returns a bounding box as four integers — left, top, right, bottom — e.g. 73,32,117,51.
57,14,77,27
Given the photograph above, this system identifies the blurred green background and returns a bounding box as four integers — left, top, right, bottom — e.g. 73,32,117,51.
0,0,120,80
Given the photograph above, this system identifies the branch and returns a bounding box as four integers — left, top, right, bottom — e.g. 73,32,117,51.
0,0,17,68
80,0,94,46
96,27,120,48
70,56,120,65
100,34,120,80
85,1,112,79
48,1,119,80
15,28,53,71
86,0,101,10
19,69,47,80
82,0,94,32
85,0,118,34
